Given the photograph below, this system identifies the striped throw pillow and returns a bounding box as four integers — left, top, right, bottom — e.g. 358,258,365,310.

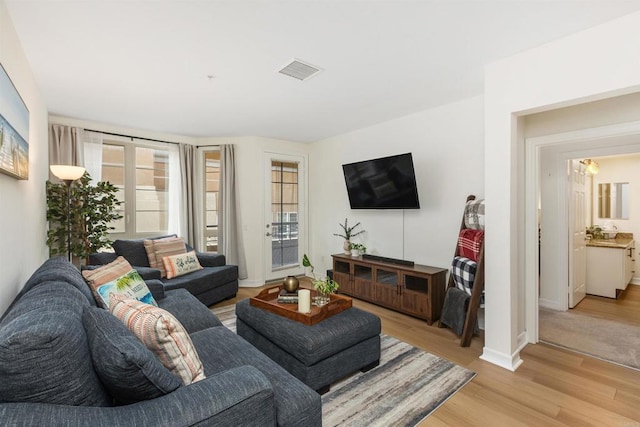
109,294,206,385
152,237,186,278
162,251,203,279
82,256,157,308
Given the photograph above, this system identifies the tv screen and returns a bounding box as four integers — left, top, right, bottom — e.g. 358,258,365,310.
342,153,420,209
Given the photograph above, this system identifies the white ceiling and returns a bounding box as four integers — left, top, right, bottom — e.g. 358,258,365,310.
6,1,640,142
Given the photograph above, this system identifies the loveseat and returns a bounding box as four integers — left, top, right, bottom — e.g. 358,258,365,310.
0,257,321,426
89,235,238,307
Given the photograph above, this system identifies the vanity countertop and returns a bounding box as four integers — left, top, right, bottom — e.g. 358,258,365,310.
587,233,634,249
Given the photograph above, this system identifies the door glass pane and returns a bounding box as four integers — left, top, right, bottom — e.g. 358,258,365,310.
271,161,298,269
135,147,169,233
204,151,220,252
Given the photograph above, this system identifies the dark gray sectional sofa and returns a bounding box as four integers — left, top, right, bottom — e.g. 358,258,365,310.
0,257,321,426
88,236,238,307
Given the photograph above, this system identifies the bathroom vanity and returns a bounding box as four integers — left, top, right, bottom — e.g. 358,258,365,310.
586,235,635,298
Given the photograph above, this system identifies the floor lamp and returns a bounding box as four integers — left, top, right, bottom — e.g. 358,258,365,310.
50,165,86,262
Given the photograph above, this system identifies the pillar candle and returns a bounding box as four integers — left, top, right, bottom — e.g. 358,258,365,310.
298,289,311,313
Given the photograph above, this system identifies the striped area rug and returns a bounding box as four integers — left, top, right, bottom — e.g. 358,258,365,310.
212,304,475,427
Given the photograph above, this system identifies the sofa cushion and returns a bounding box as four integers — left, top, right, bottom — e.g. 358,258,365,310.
0,258,96,324
163,250,203,279
112,235,177,267
82,256,157,308
109,294,206,385
157,289,223,333
0,283,112,406
162,265,238,295
82,306,181,404
143,236,178,270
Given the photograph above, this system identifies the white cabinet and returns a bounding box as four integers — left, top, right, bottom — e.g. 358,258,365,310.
586,240,635,298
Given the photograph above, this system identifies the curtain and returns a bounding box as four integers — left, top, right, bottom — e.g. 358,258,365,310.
48,124,84,179
220,144,247,279
167,144,183,239
178,143,199,248
83,131,103,183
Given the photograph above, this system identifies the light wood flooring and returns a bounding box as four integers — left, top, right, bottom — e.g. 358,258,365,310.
572,285,640,326
214,281,640,426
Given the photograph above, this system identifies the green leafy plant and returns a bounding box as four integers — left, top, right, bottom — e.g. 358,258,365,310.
302,254,339,295
350,243,366,253
333,218,365,240
46,172,122,263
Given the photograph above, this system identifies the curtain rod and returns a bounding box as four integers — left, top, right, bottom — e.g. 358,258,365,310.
83,128,220,149
83,128,179,145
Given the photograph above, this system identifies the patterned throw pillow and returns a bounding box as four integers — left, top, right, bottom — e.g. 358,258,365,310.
162,251,203,279
82,256,157,308
151,237,187,278
109,294,206,385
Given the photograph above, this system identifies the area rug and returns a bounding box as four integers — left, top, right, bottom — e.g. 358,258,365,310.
539,308,640,371
212,304,476,427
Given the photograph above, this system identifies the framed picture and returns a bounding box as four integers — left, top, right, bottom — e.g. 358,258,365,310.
0,63,29,180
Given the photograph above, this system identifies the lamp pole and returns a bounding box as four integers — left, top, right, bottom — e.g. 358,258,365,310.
49,165,86,264
63,179,73,262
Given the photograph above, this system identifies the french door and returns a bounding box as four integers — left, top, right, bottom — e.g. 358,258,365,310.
263,153,307,282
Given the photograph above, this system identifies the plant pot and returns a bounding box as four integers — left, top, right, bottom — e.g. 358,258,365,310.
351,249,359,257
343,239,351,255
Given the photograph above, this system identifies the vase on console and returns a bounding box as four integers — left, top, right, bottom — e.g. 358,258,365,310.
343,239,351,255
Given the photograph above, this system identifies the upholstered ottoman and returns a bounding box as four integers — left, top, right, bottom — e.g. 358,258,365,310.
236,298,381,394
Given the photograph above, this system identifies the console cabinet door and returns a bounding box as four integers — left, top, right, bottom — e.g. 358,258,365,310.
333,259,353,295
374,267,400,308
400,273,430,319
353,263,374,301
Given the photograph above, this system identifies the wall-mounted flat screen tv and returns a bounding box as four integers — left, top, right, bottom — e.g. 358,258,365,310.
342,153,420,209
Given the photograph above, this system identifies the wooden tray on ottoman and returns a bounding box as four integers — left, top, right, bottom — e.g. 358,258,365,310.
250,285,352,326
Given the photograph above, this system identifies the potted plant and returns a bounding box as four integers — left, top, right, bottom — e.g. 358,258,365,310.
334,218,365,255
46,172,122,265
350,243,366,256
302,254,339,306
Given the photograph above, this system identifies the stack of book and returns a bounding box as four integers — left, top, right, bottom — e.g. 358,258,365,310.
277,289,299,304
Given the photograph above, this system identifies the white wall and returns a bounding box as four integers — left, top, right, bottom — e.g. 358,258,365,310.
485,10,640,371
309,95,484,280
0,0,50,314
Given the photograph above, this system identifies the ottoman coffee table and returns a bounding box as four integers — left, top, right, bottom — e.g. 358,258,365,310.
235,289,381,394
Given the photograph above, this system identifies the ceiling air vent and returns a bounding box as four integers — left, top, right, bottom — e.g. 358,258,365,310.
278,58,322,81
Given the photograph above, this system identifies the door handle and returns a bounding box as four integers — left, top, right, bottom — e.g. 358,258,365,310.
266,232,271,236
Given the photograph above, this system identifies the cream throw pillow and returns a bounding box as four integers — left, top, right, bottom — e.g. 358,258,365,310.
82,256,157,308
162,251,203,279
109,294,206,385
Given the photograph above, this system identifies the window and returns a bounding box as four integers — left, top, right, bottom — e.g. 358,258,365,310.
204,151,220,252
102,141,172,238
271,161,299,268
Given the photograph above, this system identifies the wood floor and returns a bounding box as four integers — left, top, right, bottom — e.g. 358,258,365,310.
215,282,640,426
573,285,640,326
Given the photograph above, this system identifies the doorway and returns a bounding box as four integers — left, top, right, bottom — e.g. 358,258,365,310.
263,152,307,282
526,121,640,362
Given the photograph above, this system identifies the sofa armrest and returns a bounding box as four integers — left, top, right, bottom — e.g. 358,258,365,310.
196,252,226,267
145,279,165,300
0,366,276,427
88,252,118,266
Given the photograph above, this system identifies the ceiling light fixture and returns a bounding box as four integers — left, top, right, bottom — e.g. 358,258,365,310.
278,58,322,81
583,159,599,175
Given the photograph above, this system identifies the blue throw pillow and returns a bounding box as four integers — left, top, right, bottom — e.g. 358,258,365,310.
82,306,181,404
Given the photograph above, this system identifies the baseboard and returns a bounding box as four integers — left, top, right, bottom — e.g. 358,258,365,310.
630,278,640,286
239,279,265,288
480,346,524,372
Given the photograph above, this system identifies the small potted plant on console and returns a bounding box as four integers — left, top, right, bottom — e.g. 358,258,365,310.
334,218,365,255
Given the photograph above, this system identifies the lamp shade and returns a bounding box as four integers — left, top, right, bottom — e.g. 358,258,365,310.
584,159,599,175
50,165,86,181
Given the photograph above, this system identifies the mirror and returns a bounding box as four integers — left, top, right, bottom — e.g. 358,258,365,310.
598,182,629,219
